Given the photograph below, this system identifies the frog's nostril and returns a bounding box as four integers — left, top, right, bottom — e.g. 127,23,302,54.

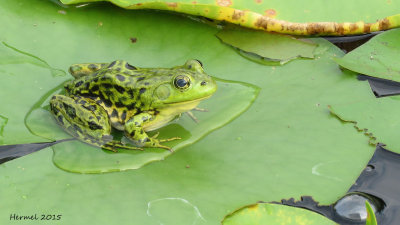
201,81,207,86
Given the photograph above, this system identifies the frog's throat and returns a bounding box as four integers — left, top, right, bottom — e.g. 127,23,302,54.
143,96,210,132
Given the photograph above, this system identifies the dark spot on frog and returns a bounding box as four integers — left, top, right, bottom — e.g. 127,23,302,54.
57,115,64,125
139,88,146,94
130,130,135,137
116,74,125,82
134,121,139,126
111,109,118,118
125,63,137,70
89,116,94,120
188,65,192,69
127,103,136,110
108,61,117,68
96,116,102,120
93,77,99,82
115,85,125,94
114,101,125,108
75,81,83,87
130,37,137,43
91,85,99,92
63,103,76,118
73,124,83,134
103,99,112,108
115,68,121,72
141,116,148,122
79,99,88,105
201,81,207,86
137,77,145,82
103,83,112,89
88,64,98,70
88,121,103,130
121,111,127,121
144,82,150,86
140,130,144,134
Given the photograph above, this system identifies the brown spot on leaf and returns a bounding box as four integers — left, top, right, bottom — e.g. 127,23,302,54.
364,23,371,33
306,23,326,35
254,17,270,30
379,18,390,30
130,37,137,43
255,0,262,3
167,2,178,7
264,9,276,18
192,1,197,4
349,23,358,32
232,10,244,20
216,0,232,7
335,23,345,35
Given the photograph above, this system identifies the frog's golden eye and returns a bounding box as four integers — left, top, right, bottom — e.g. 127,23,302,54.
174,75,191,90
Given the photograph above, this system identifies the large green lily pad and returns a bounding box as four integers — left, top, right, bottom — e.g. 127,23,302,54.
0,0,387,224
335,28,400,82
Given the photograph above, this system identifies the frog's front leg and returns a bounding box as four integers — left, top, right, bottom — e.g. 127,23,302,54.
124,113,180,150
50,95,142,152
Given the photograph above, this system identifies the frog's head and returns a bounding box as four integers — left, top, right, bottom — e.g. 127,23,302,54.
149,59,217,110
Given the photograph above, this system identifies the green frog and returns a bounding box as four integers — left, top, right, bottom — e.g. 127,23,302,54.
50,59,217,152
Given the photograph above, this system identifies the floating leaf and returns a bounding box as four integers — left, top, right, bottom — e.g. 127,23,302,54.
60,0,400,35
334,28,400,82
216,28,317,65
222,203,337,225
365,201,378,225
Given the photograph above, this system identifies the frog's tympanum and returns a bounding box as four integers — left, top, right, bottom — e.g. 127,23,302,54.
50,60,217,152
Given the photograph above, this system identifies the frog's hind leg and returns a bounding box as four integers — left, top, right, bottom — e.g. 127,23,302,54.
50,95,142,152
69,63,108,79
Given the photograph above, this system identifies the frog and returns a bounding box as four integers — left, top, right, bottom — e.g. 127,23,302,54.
50,59,217,152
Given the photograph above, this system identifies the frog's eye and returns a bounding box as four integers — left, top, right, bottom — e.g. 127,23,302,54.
174,75,191,90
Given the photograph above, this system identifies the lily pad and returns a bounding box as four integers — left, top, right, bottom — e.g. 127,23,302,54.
329,93,400,154
334,28,400,82
25,78,259,173
60,0,400,35
222,203,337,225
216,28,317,65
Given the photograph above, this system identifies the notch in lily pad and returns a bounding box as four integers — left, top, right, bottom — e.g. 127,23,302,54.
216,27,318,66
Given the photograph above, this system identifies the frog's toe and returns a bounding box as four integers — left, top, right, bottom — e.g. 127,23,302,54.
159,136,181,143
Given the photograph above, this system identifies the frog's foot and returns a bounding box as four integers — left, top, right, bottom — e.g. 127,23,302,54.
102,140,144,152
193,107,208,112
185,107,208,123
146,133,181,151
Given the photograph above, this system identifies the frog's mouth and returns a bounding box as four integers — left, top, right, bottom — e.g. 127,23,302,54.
165,95,211,105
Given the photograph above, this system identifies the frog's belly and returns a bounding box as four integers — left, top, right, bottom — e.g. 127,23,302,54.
143,114,177,132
